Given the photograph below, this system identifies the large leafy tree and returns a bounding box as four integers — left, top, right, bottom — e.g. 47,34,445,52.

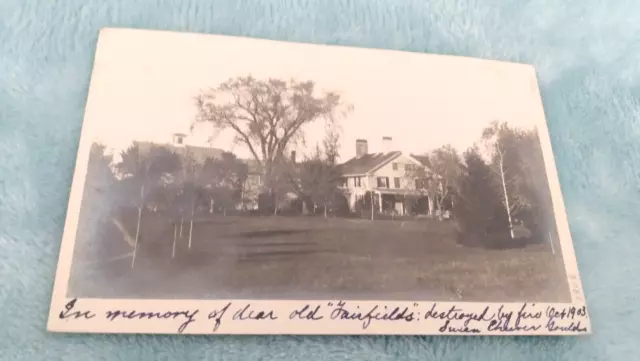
520,130,556,237
300,160,342,217
453,147,509,243
83,143,117,219
115,144,181,267
200,152,249,216
481,121,556,244
164,152,200,255
74,143,118,261
298,148,342,217
407,157,438,217
194,76,351,199
482,121,529,238
285,129,342,217
508,128,557,241
427,145,463,219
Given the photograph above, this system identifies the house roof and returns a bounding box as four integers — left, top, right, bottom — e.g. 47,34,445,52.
337,151,402,176
134,141,225,164
410,154,431,167
183,145,225,164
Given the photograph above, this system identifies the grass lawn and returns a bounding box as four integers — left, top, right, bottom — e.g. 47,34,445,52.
68,212,571,302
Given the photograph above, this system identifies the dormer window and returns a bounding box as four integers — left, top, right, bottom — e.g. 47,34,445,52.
172,133,186,146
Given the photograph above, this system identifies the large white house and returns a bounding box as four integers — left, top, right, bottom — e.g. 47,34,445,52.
337,137,436,216
138,133,438,216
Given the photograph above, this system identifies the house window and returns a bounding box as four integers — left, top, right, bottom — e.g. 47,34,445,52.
377,177,389,188
392,163,398,170
415,179,423,189
355,177,362,187
340,177,348,187
394,177,401,188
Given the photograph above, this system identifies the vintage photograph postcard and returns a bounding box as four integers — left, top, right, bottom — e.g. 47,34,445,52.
48,28,590,335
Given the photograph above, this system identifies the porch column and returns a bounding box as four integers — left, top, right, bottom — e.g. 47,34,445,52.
378,192,383,213
370,192,374,220
349,192,356,212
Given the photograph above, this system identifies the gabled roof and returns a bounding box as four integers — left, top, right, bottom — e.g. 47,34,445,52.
410,153,444,179
410,154,431,167
337,151,402,176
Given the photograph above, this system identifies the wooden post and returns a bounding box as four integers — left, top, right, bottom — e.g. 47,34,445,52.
131,206,142,268
131,183,145,269
172,223,177,259
188,207,194,249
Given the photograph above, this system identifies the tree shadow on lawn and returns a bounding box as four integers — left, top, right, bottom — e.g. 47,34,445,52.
230,229,311,239
193,217,239,225
173,240,334,267
235,241,320,247
236,248,336,263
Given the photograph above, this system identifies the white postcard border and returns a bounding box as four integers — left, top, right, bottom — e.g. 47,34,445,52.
47,28,590,336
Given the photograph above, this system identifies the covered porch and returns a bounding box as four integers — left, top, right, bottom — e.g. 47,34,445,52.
372,188,431,216
346,188,433,217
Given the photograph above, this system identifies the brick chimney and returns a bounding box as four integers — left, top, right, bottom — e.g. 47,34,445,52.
356,139,368,158
382,136,392,153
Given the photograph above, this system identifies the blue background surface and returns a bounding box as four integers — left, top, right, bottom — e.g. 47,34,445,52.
1,1,638,360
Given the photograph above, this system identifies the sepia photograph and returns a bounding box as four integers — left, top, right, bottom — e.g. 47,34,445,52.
48,28,588,335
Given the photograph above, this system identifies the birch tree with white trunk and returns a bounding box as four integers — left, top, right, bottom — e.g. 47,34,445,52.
482,121,527,240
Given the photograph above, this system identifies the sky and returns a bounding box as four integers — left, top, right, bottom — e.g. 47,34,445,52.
84,28,547,162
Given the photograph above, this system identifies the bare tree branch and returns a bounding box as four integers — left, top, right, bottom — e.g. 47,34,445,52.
195,76,351,194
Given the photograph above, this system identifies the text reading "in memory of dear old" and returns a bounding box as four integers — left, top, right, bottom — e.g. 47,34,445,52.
59,299,589,334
